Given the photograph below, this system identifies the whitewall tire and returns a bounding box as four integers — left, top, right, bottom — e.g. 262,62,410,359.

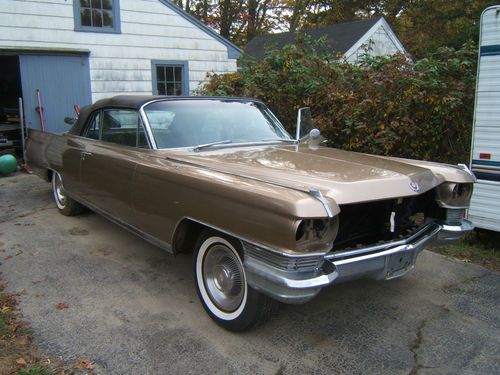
51,171,85,216
194,230,278,331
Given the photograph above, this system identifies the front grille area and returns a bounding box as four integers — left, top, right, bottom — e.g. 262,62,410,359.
243,242,323,272
333,190,439,251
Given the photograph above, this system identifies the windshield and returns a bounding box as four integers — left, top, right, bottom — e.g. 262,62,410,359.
143,99,292,149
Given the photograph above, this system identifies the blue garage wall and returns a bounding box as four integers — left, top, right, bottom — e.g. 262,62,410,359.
19,54,92,134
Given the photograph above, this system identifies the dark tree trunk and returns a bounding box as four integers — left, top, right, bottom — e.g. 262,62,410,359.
247,0,257,42
290,0,309,32
219,0,232,38
202,0,209,22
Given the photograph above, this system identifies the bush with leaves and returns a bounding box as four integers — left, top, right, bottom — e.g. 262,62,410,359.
198,37,477,164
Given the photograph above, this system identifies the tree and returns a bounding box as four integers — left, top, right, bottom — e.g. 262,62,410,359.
393,0,498,58
247,0,273,41
171,0,497,54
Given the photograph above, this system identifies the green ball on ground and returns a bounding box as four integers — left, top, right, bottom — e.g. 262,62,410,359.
0,154,17,175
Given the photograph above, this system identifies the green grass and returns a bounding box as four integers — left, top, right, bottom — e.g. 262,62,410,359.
431,230,500,271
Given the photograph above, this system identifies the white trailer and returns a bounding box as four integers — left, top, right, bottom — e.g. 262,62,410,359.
468,5,500,232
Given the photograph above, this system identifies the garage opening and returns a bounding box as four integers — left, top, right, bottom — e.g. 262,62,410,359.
0,56,23,158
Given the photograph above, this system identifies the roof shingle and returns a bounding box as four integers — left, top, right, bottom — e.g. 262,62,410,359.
244,18,381,60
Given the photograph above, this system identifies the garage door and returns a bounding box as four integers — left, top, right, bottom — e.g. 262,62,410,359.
19,54,92,134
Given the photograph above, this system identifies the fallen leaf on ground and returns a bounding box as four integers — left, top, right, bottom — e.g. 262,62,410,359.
18,336,30,347
73,357,95,370
55,302,69,310
1,306,11,314
16,357,27,366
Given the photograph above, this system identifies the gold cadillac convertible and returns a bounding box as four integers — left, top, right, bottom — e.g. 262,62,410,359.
26,96,475,331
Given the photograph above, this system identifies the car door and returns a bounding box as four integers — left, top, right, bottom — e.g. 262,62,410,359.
79,108,150,222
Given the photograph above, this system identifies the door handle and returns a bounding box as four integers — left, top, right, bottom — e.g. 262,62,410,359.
81,151,92,160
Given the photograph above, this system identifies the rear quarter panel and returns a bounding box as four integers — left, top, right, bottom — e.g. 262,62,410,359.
26,129,59,180
26,130,80,191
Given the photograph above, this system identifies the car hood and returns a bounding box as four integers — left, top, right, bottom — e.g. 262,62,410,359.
161,144,473,205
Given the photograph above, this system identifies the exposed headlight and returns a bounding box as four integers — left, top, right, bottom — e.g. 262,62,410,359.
435,182,473,209
295,217,339,251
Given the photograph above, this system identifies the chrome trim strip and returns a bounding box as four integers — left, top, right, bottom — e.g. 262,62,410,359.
308,189,334,218
457,163,477,182
138,104,157,150
243,242,324,272
245,256,338,289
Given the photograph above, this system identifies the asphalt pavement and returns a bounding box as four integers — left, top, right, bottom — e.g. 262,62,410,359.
0,173,499,375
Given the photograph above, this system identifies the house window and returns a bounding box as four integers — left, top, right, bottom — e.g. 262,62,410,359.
74,0,121,33
152,61,189,96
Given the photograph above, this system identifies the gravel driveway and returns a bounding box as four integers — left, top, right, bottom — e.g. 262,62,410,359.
1,174,499,375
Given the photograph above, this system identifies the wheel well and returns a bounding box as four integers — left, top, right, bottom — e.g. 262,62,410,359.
172,219,206,254
46,169,53,182
172,219,243,255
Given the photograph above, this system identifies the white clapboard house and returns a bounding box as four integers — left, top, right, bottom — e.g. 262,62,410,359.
468,5,500,232
0,0,241,134
245,17,405,63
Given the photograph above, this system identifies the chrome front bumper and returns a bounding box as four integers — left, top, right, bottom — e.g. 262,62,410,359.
243,220,474,304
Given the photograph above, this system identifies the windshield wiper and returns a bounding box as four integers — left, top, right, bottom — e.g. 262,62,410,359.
193,139,232,152
260,139,298,144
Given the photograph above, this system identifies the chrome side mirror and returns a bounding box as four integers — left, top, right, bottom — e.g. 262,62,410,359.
309,128,321,140
300,128,322,142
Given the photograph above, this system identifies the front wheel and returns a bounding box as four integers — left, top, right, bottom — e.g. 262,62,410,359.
52,171,85,216
194,230,278,331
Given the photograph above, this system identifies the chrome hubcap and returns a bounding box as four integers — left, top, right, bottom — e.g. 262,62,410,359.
54,174,66,206
203,244,244,312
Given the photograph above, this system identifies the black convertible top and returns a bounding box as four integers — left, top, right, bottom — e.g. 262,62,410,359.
69,95,261,136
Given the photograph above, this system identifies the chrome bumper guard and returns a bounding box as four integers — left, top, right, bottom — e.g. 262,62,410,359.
243,220,473,304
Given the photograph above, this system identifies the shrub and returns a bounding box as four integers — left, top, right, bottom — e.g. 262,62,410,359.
198,37,477,164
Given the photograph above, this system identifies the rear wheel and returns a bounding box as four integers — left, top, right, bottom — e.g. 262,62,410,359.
52,172,85,216
194,230,278,331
